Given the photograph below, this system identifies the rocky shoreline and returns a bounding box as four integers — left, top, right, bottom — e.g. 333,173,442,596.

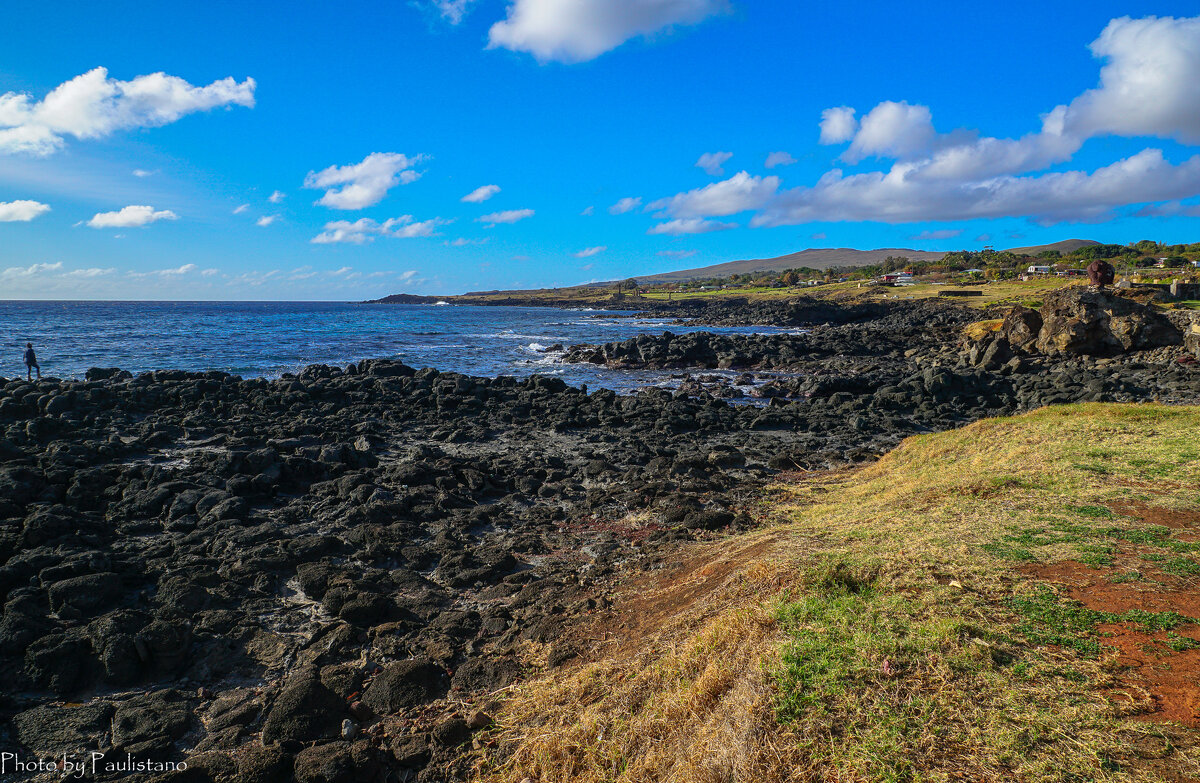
2,292,1198,782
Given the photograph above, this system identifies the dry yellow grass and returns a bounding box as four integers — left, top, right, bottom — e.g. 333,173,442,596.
474,533,809,783
473,404,1200,783
963,318,1004,341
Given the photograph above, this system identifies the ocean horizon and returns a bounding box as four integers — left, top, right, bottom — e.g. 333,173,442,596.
1,299,799,390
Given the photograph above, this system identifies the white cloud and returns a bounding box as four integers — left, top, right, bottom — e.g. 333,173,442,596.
125,263,200,278
658,249,697,258
312,219,377,244
0,199,51,222
304,152,422,210
696,151,733,176
580,205,595,216
462,184,501,202
648,218,736,235
609,196,642,214
233,204,249,214
651,171,779,218
910,229,963,240
0,67,255,155
389,216,449,238
257,215,279,227
1134,201,1200,217
86,205,177,228
223,269,283,288
1,262,62,278
487,0,730,63
131,168,155,177
478,208,534,226
818,106,857,144
1058,15,1200,144
447,237,489,246
764,151,797,168
755,15,1200,227
755,149,1200,226
574,246,606,257
65,267,116,277
843,101,936,163
425,0,476,24
157,263,197,276
311,215,448,244
268,190,285,203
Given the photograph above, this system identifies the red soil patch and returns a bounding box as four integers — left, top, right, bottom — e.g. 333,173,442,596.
1021,560,1200,617
1095,621,1200,728
1020,518,1200,728
1110,500,1200,540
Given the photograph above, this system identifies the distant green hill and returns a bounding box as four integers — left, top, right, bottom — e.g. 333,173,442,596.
624,240,1101,284
1003,239,1101,256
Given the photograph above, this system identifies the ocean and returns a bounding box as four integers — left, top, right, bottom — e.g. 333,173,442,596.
1,301,800,392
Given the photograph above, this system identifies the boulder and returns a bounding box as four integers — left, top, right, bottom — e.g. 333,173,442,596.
261,666,346,744
293,741,381,783
361,660,446,714
111,689,192,758
1183,312,1200,358
47,572,122,617
1034,287,1182,356
1000,306,1043,351
14,702,115,756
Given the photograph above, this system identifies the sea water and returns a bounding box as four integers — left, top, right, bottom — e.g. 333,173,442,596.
1,301,801,392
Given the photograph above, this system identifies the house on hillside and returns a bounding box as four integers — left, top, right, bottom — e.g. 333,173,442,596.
1026,265,1053,274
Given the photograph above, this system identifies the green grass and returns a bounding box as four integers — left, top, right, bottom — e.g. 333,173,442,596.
984,506,1194,575
772,559,1017,780
481,405,1200,783
1167,633,1200,652
1161,556,1200,577
1008,589,1190,657
1068,505,1114,519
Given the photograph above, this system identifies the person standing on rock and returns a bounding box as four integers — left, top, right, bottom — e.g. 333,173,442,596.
24,342,40,380
1086,259,1116,289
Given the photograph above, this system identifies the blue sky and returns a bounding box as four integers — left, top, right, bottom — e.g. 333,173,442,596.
3,0,1200,300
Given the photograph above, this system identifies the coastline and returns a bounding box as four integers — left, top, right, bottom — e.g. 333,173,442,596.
1,293,1198,781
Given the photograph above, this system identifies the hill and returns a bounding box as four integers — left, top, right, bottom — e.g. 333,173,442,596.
626,240,1101,285
1004,238,1101,255
628,247,946,284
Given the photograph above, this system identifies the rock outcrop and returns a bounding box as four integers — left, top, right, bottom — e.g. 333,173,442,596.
1032,287,1182,356
1182,312,1200,359
968,288,1184,367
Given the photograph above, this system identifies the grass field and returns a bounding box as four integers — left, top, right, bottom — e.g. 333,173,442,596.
458,277,1083,310
860,276,1077,308
473,404,1200,782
